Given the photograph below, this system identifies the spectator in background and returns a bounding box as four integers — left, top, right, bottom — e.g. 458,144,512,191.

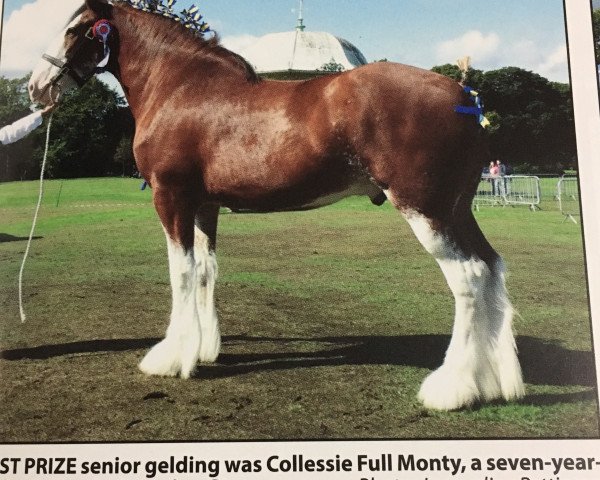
496,159,506,176
490,161,500,195
0,105,55,145
496,159,512,196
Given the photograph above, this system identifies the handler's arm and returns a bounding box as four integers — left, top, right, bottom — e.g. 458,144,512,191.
0,111,44,145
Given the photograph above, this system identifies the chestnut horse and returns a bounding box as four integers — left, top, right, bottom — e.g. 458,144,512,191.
29,0,524,410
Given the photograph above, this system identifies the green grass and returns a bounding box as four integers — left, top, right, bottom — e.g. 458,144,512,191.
0,178,597,441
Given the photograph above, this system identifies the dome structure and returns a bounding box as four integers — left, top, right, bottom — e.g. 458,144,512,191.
241,30,368,74
240,2,367,77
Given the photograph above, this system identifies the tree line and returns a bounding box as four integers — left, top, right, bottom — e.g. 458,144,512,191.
431,64,576,174
0,64,576,182
0,76,134,182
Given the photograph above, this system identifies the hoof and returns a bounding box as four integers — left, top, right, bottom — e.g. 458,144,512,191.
417,366,482,411
139,332,200,379
139,339,182,377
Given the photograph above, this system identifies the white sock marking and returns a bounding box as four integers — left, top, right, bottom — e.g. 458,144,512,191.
402,210,524,410
139,232,202,378
194,224,221,362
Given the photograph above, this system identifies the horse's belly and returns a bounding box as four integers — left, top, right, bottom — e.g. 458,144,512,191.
297,181,380,210
215,172,381,213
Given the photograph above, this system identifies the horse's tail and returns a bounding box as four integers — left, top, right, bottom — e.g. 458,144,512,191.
456,56,471,85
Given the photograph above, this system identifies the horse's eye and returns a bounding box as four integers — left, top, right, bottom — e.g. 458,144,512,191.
66,27,76,36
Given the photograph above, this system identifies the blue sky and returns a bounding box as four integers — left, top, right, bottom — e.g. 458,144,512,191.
1,0,571,81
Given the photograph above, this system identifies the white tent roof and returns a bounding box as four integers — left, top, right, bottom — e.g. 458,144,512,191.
240,30,368,73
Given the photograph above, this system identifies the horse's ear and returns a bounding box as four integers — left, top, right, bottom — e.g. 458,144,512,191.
85,0,111,15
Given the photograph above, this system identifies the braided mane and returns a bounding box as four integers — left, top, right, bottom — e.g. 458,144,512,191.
115,0,210,37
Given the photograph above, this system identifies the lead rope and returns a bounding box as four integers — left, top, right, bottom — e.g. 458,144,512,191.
18,111,54,322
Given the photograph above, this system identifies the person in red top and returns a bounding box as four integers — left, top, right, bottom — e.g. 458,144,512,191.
489,162,499,176
489,161,500,196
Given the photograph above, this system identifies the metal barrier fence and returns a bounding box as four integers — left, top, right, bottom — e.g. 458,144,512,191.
474,175,541,210
557,176,580,223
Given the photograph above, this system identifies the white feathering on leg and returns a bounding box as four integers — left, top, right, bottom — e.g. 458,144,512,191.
140,232,202,378
194,223,221,363
402,210,524,410
196,250,221,362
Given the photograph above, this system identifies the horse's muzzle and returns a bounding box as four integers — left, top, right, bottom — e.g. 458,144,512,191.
28,79,51,106
28,71,74,107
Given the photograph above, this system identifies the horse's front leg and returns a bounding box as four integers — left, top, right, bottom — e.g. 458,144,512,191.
194,204,221,362
139,184,202,378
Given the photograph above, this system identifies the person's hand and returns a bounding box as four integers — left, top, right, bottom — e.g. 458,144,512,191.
41,104,56,117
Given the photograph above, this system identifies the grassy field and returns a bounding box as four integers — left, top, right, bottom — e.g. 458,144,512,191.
0,177,597,442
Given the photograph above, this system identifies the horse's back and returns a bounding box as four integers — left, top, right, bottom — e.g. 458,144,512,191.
330,61,470,133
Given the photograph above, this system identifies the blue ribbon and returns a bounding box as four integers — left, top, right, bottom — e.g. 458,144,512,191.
454,105,483,116
455,86,487,127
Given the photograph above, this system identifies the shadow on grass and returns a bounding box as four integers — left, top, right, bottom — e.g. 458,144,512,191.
1,335,596,393
0,338,158,360
524,389,598,406
0,233,43,243
517,336,597,388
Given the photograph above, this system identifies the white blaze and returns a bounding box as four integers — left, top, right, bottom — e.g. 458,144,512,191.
28,13,83,104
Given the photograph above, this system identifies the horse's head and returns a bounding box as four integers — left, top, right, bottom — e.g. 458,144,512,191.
29,0,115,106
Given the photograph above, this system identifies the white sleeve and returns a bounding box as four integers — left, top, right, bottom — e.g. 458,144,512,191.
0,111,44,145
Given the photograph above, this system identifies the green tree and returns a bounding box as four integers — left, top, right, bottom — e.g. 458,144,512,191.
111,131,136,177
0,76,31,120
593,9,600,65
319,59,344,72
31,78,131,179
478,67,575,172
431,65,575,173
0,76,40,181
0,75,134,181
431,63,483,87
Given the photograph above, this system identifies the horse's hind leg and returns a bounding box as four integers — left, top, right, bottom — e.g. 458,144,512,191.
194,204,221,362
139,183,202,378
401,208,524,410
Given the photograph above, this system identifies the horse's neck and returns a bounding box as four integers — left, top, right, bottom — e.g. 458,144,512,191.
111,7,240,118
